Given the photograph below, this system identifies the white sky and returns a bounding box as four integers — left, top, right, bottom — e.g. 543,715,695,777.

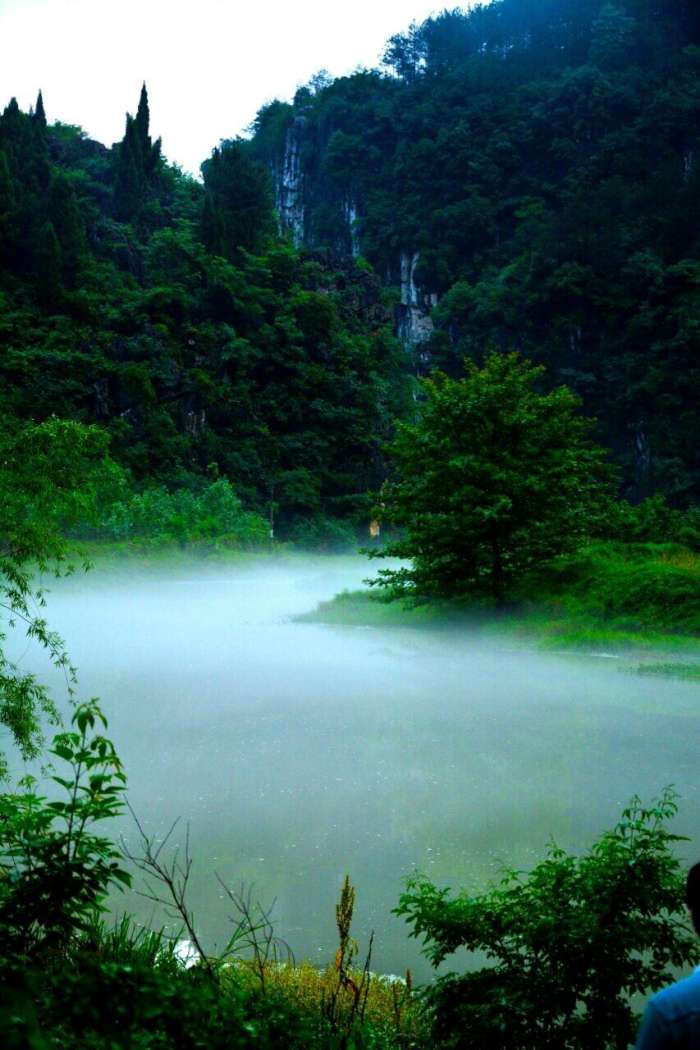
0,0,445,175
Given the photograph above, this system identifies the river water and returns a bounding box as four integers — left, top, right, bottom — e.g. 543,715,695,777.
6,554,700,979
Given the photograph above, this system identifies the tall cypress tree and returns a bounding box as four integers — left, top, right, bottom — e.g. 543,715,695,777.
201,191,222,255
0,149,15,258
36,220,62,307
0,149,13,208
134,83,162,174
134,83,150,148
113,86,162,220
114,120,142,222
33,90,47,130
48,172,86,280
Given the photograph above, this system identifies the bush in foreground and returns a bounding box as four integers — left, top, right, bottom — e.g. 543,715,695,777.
397,790,699,1049
0,702,424,1049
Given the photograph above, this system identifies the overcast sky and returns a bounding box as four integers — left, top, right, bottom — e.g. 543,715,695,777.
0,0,446,175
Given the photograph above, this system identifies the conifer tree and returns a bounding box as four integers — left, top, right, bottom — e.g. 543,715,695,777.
134,82,150,146
114,124,141,222
134,84,161,175
113,87,162,221
32,90,47,130
0,149,14,208
48,173,85,279
36,220,62,307
2,97,21,126
200,192,222,255
0,149,15,256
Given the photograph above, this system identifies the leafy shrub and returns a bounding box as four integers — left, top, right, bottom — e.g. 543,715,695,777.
396,791,699,1049
534,542,700,634
0,701,130,957
88,478,269,547
596,495,700,551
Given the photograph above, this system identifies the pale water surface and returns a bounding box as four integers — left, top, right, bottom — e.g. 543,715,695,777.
6,555,700,979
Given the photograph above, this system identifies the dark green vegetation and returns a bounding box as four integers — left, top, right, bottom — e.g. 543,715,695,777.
304,541,700,651
634,661,700,679
398,790,699,1049
369,353,613,605
251,0,700,505
76,477,270,549
0,86,408,543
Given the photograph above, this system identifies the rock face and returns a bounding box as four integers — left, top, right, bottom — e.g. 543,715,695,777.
272,128,438,349
343,198,360,258
275,116,306,246
396,250,438,350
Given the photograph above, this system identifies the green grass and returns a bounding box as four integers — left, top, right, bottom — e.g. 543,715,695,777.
530,542,700,634
301,543,700,657
66,537,283,570
296,589,459,628
631,662,700,681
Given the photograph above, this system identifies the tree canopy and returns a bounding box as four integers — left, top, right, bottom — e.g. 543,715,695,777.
372,354,612,604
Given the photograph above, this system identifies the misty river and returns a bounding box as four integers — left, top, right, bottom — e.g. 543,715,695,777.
9,554,700,979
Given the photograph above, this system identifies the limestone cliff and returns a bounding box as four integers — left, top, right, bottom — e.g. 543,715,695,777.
275,116,306,246
269,120,437,350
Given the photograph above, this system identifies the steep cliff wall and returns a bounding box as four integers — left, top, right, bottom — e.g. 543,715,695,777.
396,251,437,349
275,116,306,246
270,123,437,349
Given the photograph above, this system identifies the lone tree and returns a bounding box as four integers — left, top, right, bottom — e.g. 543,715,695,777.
372,352,611,604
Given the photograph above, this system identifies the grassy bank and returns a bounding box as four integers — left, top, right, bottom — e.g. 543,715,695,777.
300,542,700,658
70,536,281,566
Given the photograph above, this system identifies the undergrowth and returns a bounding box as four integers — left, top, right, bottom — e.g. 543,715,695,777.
301,543,700,653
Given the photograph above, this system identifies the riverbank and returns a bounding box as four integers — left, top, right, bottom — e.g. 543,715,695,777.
299,542,700,664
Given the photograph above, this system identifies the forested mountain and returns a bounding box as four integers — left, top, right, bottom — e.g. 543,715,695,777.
250,0,700,504
1,0,699,531
0,87,407,538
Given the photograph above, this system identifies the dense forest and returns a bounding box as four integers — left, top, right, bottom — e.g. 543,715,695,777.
0,86,407,543
251,0,700,505
1,0,699,538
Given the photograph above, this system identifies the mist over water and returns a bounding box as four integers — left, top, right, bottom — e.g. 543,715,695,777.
7,555,700,979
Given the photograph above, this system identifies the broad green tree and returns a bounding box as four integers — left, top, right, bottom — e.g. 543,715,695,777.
372,353,611,604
